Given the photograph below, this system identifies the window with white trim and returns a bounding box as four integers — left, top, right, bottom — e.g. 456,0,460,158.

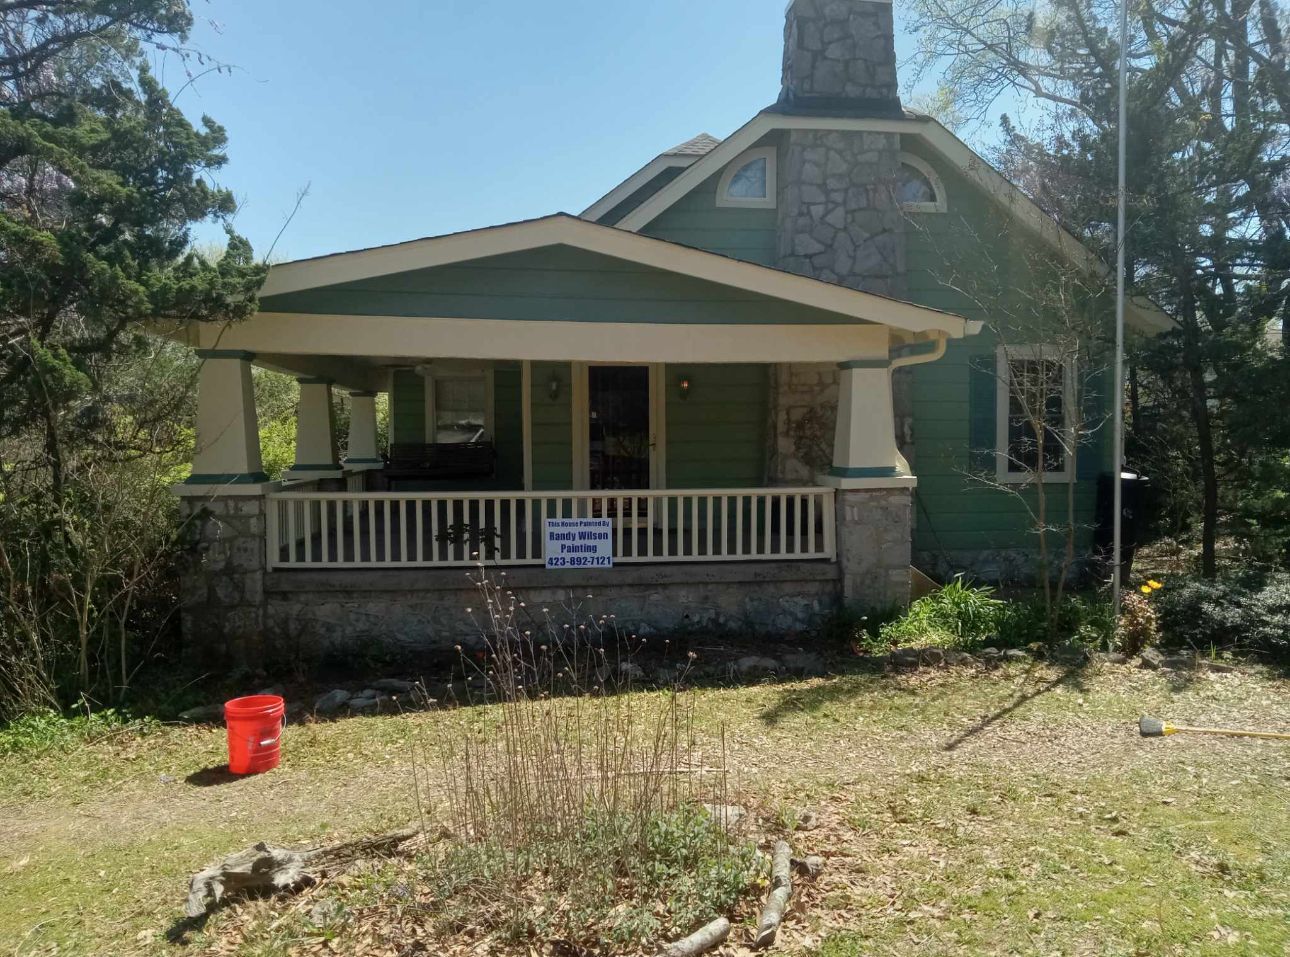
419,364,494,444
716,147,777,209
897,153,947,213
996,345,1075,483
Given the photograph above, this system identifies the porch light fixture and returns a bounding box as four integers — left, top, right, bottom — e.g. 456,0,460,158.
677,375,691,400
548,372,562,400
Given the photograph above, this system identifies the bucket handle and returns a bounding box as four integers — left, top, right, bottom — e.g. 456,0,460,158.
257,711,286,748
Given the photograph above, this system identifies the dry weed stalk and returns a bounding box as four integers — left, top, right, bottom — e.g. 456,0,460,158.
414,568,731,855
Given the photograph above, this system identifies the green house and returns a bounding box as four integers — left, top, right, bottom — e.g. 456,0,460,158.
170,0,1170,662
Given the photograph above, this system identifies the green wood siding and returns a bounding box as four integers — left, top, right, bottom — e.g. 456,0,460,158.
492,363,524,490
666,364,768,488
259,246,863,326
640,175,779,267
531,361,572,489
390,369,425,445
899,137,1114,565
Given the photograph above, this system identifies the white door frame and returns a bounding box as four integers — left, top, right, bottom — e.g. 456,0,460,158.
572,361,666,491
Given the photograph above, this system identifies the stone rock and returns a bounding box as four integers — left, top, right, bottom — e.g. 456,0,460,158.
733,656,781,679
781,651,828,677
917,647,946,667
944,651,977,667
255,686,285,699
349,696,381,715
178,704,224,724
703,803,748,831
1050,643,1092,665
793,855,826,878
372,678,416,694
795,810,822,831
890,647,922,668
1003,649,1031,663
1138,648,1167,670
313,689,351,715
1160,655,1198,671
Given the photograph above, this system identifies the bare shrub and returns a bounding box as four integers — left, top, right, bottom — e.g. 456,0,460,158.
408,570,759,950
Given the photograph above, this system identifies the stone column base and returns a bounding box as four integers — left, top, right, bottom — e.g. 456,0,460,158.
835,486,913,609
177,494,268,666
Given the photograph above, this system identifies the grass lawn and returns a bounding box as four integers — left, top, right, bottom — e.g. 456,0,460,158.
1,661,1287,956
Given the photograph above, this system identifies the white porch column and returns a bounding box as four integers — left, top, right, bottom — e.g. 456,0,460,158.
285,378,342,480
344,391,383,470
183,350,268,488
819,357,917,611
819,359,916,488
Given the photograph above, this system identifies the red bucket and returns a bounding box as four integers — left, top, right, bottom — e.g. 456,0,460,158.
224,695,285,776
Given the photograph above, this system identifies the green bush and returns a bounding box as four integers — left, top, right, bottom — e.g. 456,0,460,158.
880,578,1004,651
1155,572,1290,660
0,708,159,756
874,580,1116,653
995,595,1115,650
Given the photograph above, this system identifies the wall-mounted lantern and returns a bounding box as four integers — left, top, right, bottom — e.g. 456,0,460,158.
548,372,562,401
678,374,692,400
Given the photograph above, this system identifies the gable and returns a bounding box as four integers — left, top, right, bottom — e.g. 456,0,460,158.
259,244,885,326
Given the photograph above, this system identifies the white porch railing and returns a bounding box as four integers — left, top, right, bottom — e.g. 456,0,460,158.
267,488,835,570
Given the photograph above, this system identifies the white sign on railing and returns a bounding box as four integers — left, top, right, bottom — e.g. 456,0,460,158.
544,518,614,569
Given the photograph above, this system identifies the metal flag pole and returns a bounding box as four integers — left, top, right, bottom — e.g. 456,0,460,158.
1112,0,1130,616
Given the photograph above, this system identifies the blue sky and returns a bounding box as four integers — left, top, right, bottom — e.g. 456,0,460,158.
177,0,940,262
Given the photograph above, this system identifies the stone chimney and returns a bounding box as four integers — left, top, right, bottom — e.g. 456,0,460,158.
780,0,902,115
770,0,912,488
774,0,906,297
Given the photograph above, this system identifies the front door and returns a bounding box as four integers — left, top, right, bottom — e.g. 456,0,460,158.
588,365,651,491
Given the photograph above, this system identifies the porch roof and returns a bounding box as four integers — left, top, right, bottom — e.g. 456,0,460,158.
256,214,972,338
174,215,980,388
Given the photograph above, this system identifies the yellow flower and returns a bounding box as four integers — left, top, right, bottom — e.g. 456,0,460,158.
1140,586,1152,595
1149,580,1164,591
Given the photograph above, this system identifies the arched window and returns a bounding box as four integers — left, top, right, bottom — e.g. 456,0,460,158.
897,154,947,212
717,147,777,208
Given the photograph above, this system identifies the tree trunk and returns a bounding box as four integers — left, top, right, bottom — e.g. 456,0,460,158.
1174,255,1219,578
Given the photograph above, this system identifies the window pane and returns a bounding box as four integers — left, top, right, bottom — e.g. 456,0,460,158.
898,164,937,206
1006,359,1067,474
434,377,488,444
727,157,768,199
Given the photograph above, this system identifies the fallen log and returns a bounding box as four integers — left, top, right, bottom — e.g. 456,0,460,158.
184,827,421,918
753,840,793,949
658,916,731,957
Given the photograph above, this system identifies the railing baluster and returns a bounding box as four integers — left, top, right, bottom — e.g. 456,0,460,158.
705,495,714,558
265,487,834,571
287,499,298,565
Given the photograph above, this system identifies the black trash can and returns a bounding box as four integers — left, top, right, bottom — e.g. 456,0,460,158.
1095,468,1150,579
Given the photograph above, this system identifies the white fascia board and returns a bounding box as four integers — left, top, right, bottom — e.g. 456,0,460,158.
617,112,1176,334
260,214,972,338
580,154,698,222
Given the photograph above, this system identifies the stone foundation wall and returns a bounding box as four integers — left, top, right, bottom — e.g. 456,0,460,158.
178,496,266,666
179,490,916,666
261,564,841,663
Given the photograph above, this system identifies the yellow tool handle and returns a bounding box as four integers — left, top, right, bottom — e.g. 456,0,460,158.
1172,724,1290,741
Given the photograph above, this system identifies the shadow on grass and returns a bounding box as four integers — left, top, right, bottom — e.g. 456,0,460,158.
940,661,1091,752
185,764,243,787
756,660,918,727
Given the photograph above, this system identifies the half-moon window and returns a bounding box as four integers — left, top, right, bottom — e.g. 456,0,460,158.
727,157,768,199
897,154,947,212
716,147,777,208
